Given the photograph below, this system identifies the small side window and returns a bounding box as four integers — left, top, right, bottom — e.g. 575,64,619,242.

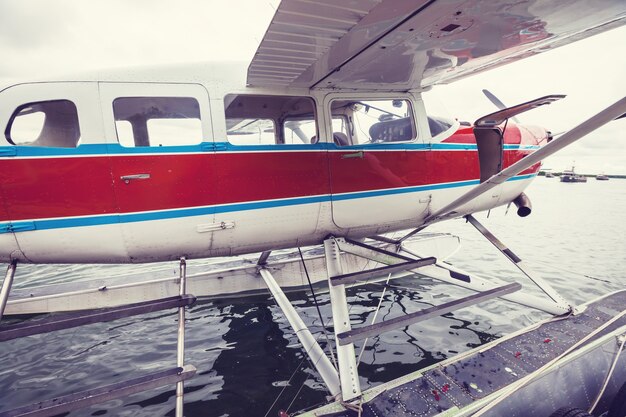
329,99,416,146
5,100,81,148
112,97,202,147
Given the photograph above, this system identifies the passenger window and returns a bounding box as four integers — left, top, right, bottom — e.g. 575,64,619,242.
224,94,316,145
329,99,416,146
5,100,81,148
112,97,202,147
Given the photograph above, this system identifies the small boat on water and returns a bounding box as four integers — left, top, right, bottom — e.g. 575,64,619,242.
560,166,587,183
596,174,610,180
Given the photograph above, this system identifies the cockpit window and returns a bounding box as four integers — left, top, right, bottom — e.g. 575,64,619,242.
329,99,416,146
428,115,454,137
112,97,202,147
421,91,458,142
224,94,317,145
5,100,81,148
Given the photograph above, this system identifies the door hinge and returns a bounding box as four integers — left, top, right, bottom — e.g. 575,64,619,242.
0,221,36,234
0,147,17,157
196,221,235,233
201,142,228,152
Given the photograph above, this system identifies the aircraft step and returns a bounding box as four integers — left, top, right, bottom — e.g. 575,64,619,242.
329,257,436,286
337,282,521,345
0,365,196,417
0,294,196,342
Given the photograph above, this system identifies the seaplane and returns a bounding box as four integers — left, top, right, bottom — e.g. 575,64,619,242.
1,1,625,416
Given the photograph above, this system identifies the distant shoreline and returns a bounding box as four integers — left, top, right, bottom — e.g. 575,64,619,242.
538,172,626,179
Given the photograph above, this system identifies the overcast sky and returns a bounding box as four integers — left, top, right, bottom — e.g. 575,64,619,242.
0,1,624,174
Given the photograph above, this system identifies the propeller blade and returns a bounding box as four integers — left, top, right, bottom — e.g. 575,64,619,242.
482,89,520,123
426,96,626,223
482,89,507,110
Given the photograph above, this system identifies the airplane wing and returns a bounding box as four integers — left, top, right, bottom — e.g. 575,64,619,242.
247,0,625,90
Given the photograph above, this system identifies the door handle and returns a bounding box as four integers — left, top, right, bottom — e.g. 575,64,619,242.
341,151,364,159
120,174,150,184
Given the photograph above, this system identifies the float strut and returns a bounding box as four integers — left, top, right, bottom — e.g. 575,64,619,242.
465,214,573,313
324,238,362,402
175,257,187,417
0,260,17,322
259,268,341,397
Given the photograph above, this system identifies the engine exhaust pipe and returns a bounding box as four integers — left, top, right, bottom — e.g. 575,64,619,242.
513,192,532,217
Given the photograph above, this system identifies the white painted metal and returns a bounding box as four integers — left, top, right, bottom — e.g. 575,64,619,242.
427,97,626,223
324,238,361,402
248,0,626,90
4,235,461,316
0,82,106,146
246,0,385,87
175,258,187,417
0,260,17,322
259,268,341,398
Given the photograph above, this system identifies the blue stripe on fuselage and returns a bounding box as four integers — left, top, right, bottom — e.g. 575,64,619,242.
0,142,539,157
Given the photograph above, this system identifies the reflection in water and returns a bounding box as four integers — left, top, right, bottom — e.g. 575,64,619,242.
194,298,327,416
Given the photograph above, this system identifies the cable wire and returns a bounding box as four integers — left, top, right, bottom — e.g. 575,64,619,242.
298,247,338,371
589,334,626,413
357,273,392,366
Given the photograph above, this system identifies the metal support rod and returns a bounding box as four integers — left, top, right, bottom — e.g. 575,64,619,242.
401,246,569,315
0,260,17,322
175,257,187,417
337,282,521,345
465,214,572,312
324,238,361,402
258,268,341,397
0,295,196,343
335,237,567,315
330,257,436,286
0,365,196,417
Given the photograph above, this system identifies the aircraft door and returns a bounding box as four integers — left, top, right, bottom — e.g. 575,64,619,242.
99,83,216,262
327,96,430,230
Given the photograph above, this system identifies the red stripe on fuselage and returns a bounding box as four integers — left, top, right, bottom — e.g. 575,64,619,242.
0,146,538,223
